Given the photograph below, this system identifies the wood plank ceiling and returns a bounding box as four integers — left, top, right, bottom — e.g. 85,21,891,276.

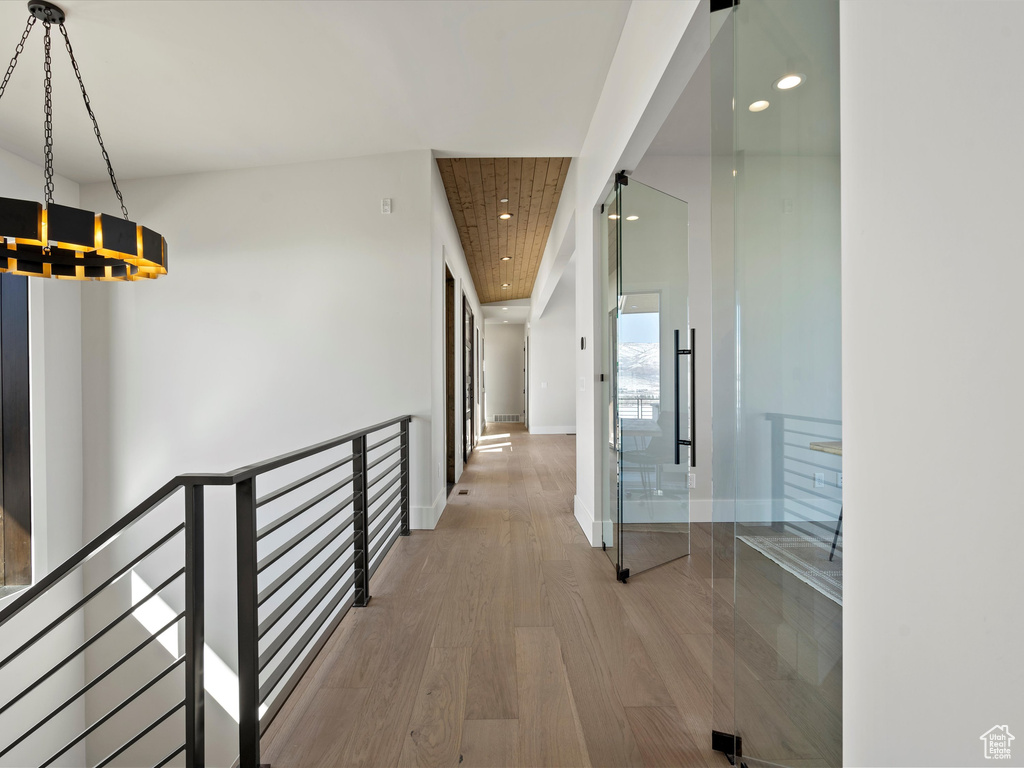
437,158,571,304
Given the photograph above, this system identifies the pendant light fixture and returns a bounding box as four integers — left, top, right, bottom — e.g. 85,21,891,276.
0,1,167,281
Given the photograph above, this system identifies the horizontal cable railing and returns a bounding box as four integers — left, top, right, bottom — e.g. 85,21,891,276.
0,481,199,768
0,415,412,768
236,417,411,767
617,395,658,420
764,413,843,548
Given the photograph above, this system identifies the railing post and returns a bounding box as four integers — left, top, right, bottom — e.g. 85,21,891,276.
353,435,371,606
185,483,205,768
235,478,261,768
400,419,411,536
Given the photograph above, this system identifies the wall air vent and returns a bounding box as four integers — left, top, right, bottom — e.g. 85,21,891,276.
493,414,521,423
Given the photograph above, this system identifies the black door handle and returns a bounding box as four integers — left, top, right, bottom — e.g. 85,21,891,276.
674,329,696,468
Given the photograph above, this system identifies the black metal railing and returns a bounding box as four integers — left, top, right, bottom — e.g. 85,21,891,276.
617,395,658,420
234,416,410,768
0,415,412,768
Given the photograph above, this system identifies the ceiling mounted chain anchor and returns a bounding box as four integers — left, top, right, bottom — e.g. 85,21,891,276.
28,1,65,24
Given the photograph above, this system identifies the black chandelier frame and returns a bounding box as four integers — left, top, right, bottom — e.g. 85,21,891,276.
0,0,167,282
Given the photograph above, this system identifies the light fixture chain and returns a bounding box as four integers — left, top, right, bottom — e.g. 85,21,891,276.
43,21,55,206
0,15,35,105
58,23,129,220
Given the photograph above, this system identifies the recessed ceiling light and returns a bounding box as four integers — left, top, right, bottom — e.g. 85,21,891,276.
503,320,508,323
774,73,804,90
608,214,620,220
499,213,512,220
500,198,509,203
502,283,510,288
501,256,511,261
502,307,508,310
748,100,770,112
630,305,638,309
626,215,639,221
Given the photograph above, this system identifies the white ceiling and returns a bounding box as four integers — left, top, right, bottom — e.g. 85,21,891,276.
482,298,529,325
645,52,710,157
0,0,630,183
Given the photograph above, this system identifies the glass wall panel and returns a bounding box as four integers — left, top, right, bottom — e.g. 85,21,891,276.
710,1,738,749
714,1,843,765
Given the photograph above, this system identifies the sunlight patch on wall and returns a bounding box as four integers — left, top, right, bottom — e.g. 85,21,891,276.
131,570,268,724
131,570,180,657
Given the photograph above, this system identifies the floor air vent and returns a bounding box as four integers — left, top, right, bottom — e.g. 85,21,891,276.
458,489,469,495
493,414,521,423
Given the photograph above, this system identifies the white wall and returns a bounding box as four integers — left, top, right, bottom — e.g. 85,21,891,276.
79,150,434,533
528,257,577,435
430,155,483,523
483,323,525,422
0,146,85,766
841,2,1024,765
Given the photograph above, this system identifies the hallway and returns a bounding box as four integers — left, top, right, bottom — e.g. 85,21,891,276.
261,424,729,768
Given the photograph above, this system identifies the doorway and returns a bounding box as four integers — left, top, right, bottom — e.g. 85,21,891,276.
462,294,475,463
445,267,456,497
601,175,692,581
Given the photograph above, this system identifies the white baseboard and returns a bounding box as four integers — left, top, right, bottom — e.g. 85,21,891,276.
528,425,577,435
411,490,445,530
574,495,602,547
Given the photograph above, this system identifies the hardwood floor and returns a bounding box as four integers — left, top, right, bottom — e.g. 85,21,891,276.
261,424,733,768
729,534,843,767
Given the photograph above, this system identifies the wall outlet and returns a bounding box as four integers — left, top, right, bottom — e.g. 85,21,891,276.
836,472,843,488
381,197,392,214
814,472,825,488
688,473,696,489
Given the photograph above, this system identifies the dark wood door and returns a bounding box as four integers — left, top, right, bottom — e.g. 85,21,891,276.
463,295,475,463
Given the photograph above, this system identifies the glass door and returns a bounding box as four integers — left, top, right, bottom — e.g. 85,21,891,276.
601,185,621,569
602,176,691,579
